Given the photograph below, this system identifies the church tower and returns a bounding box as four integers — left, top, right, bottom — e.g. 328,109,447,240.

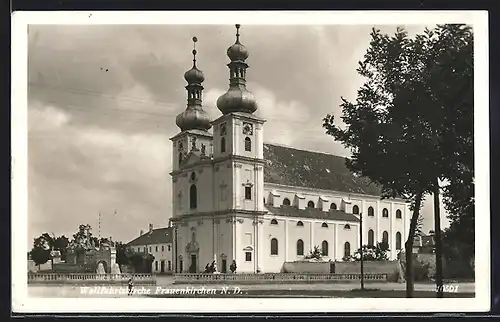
213,25,267,273
213,24,266,213
170,37,213,217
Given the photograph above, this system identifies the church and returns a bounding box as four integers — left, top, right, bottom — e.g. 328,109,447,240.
169,25,410,274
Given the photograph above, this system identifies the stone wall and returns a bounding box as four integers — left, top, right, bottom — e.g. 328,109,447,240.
332,261,402,282
281,261,331,273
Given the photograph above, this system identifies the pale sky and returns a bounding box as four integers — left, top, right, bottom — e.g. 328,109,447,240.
27,24,450,245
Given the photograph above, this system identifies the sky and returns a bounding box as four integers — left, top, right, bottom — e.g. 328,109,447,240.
27,24,450,245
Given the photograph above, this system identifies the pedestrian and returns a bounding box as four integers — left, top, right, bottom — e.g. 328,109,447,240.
127,277,134,296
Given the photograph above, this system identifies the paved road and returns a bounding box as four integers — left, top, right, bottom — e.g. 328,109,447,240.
28,281,475,298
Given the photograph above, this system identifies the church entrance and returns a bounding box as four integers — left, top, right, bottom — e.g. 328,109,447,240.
190,255,197,273
221,259,227,273
186,230,199,273
179,260,183,273
160,260,165,273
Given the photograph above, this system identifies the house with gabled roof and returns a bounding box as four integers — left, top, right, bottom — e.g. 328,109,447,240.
127,224,174,273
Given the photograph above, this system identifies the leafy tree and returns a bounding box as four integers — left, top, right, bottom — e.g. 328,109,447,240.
305,246,323,260
116,242,133,266
323,26,431,297
30,233,54,268
346,242,390,262
72,224,94,249
416,213,425,237
53,235,70,261
30,247,51,268
323,24,473,297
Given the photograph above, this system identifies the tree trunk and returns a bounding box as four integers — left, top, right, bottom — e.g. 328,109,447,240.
405,191,423,298
433,181,444,298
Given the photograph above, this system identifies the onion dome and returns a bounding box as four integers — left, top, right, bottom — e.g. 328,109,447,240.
216,88,257,114
217,24,258,115
227,25,249,62
176,37,212,131
175,107,211,131
184,49,205,84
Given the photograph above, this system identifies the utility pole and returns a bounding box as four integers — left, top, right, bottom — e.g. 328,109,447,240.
98,211,101,246
360,212,365,290
50,232,55,270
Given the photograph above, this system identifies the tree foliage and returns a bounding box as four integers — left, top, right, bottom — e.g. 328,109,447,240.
304,246,323,260
323,24,473,297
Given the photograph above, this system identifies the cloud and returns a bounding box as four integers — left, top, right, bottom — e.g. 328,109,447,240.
28,101,172,243
26,23,449,246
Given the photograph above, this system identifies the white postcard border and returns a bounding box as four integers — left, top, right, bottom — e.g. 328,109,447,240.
12,10,490,313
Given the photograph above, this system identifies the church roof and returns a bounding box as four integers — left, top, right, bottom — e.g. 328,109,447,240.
263,143,382,196
265,205,360,222
127,227,173,246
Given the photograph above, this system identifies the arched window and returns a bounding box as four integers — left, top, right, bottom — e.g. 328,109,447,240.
189,184,197,209
296,221,304,227
396,209,402,219
178,153,183,165
368,229,374,247
282,198,291,206
396,232,402,250
270,238,278,255
321,222,328,228
368,206,374,216
382,208,389,217
307,201,315,208
344,224,351,230
296,239,304,256
321,240,328,256
270,219,278,225
220,137,226,153
352,205,360,215
382,231,389,245
244,137,251,152
330,203,337,210
344,242,351,258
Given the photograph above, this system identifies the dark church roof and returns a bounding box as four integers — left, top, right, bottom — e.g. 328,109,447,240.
263,143,382,196
127,227,173,246
265,205,360,222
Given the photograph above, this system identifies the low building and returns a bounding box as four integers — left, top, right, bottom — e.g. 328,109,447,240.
127,224,174,274
413,233,435,254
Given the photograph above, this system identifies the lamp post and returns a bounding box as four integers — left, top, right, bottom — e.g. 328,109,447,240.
359,212,365,291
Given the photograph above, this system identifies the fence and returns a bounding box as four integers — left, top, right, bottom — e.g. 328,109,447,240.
27,273,156,285
173,273,388,284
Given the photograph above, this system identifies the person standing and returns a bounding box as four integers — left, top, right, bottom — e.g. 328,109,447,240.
127,277,134,296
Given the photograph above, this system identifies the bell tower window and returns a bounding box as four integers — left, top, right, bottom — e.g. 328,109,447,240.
221,137,226,153
244,137,251,152
190,184,197,209
245,186,252,200
178,152,183,165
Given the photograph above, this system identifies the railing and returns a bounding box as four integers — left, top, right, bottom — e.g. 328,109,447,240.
173,273,387,284
27,273,156,285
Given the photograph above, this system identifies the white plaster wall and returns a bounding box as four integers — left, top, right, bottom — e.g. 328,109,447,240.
172,164,214,216
287,219,312,260
234,217,256,273
336,223,359,259
214,161,234,211
212,117,233,158
217,218,234,268
312,221,334,260
263,217,286,272
145,243,173,273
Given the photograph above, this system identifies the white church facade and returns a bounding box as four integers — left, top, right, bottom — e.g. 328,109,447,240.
170,25,410,273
